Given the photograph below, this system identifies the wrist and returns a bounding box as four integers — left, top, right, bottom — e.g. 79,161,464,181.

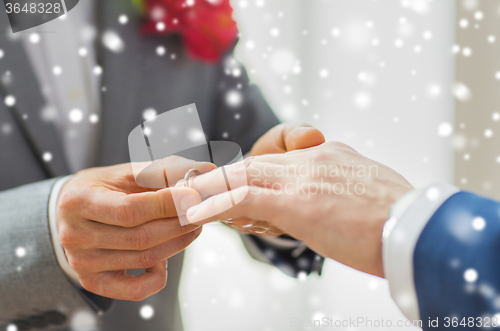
49,175,80,285
370,181,414,277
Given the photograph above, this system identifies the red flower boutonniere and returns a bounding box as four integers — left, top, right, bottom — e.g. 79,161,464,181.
135,0,239,63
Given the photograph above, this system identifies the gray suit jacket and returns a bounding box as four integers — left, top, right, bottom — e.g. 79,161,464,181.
0,1,280,330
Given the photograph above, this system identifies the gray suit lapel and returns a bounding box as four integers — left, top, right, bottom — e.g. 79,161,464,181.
0,7,69,177
97,0,216,167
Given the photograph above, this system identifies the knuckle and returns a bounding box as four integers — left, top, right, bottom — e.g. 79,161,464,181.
178,223,190,236
58,224,79,247
79,276,99,294
131,283,147,302
58,188,81,215
178,231,196,248
243,156,256,169
129,227,153,250
66,252,87,272
138,249,158,269
118,198,138,227
163,155,181,163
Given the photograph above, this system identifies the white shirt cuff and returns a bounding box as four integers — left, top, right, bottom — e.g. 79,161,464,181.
382,182,459,321
49,175,81,286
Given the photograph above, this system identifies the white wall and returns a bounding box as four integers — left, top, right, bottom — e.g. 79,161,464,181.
180,1,456,330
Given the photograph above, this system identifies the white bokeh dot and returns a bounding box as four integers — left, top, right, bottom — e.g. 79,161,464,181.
78,47,88,57
438,122,453,137
472,217,486,231
156,22,165,31
16,247,26,258
485,129,493,138
270,27,280,37
426,187,440,201
6,324,17,331
462,47,472,57
69,109,83,123
52,66,63,76
354,91,371,108
4,95,16,107
225,90,243,107
93,66,103,76
187,128,205,142
453,83,471,101
427,84,441,97
156,46,166,56
43,152,53,162
319,69,329,79
118,14,128,24
464,268,478,283
29,33,40,44
143,108,157,121
89,114,99,123
102,30,125,53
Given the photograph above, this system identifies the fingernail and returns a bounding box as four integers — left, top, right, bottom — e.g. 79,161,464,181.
180,194,200,211
197,162,216,172
187,205,198,219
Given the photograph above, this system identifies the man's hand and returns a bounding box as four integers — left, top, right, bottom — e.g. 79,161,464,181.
185,142,413,277
56,157,213,301
220,123,325,236
249,123,326,156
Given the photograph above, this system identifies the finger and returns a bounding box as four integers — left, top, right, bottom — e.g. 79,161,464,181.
184,161,284,199
162,156,215,187
186,186,285,225
248,123,307,155
285,127,325,151
87,218,201,250
83,187,202,227
223,218,284,236
79,260,168,301
71,228,202,273
131,157,214,190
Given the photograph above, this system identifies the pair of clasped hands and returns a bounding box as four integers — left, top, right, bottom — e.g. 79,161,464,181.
57,123,413,301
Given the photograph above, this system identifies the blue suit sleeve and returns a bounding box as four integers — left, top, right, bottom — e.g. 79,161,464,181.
414,192,500,329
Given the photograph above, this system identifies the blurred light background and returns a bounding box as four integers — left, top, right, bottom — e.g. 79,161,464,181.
180,0,500,330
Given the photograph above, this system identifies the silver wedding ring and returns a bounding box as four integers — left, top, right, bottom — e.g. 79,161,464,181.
183,168,201,188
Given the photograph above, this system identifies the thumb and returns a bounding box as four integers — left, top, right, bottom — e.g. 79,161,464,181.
284,126,326,151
